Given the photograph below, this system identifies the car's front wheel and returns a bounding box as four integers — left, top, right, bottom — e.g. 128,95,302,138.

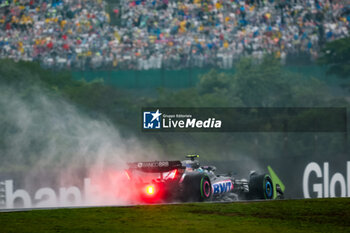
248,174,274,200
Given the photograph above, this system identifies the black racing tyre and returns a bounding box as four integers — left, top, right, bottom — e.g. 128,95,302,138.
181,173,212,202
248,174,274,200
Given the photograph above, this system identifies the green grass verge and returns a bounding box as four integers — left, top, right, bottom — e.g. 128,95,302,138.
1,198,350,233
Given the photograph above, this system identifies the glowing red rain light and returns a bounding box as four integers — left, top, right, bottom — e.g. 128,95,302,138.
146,185,155,195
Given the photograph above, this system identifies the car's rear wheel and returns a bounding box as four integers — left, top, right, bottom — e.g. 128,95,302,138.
181,173,212,202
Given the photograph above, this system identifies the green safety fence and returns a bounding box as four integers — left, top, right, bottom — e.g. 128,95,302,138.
71,66,336,89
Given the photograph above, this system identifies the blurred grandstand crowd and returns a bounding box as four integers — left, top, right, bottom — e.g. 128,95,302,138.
0,0,349,70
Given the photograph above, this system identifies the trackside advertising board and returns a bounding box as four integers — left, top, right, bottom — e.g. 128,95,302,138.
1,155,349,209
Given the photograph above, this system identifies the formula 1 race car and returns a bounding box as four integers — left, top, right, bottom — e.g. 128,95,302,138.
125,155,284,203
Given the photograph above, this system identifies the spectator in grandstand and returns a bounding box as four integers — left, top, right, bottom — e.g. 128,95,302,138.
0,0,348,70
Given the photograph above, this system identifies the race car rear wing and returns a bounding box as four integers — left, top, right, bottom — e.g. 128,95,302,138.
127,161,185,173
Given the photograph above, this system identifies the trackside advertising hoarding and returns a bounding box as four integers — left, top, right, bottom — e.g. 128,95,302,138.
1,156,349,209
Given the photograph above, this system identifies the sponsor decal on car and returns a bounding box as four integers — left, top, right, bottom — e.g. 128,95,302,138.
137,161,170,168
212,180,233,195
